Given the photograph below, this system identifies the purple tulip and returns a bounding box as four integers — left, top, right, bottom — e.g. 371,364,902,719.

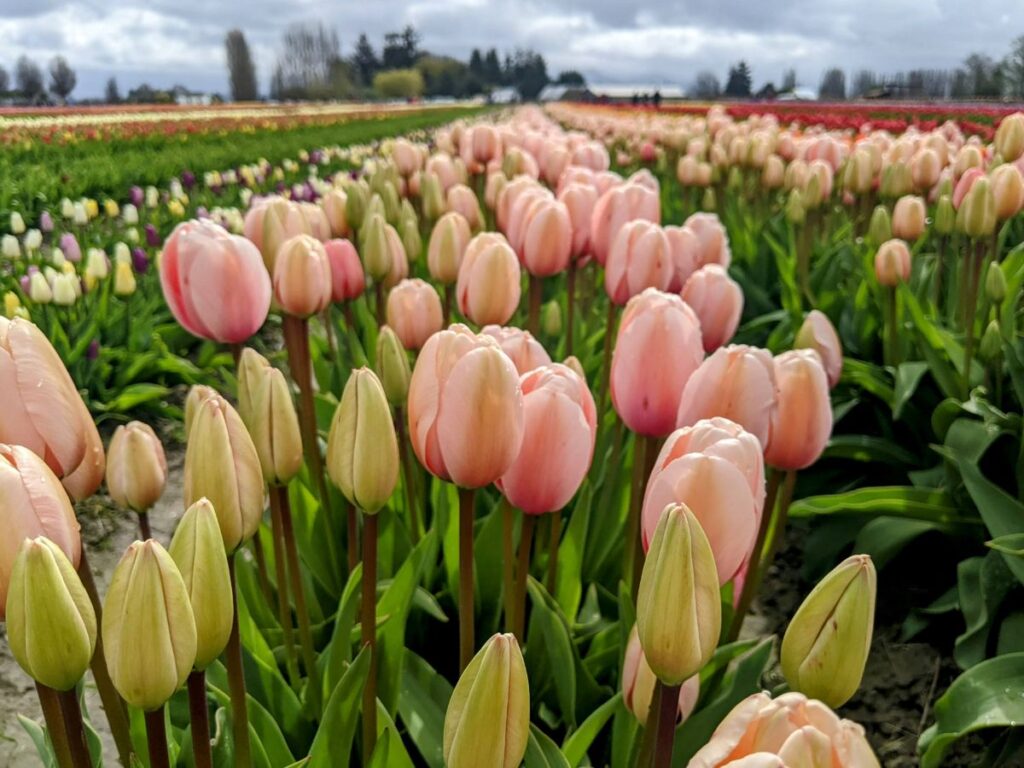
39,211,54,232
129,186,144,208
145,224,160,247
19,275,30,292
86,340,100,360
275,182,287,194
196,206,209,219
60,233,81,262
181,170,196,190
131,247,149,273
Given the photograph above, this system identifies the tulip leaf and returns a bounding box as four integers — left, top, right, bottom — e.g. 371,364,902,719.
822,434,921,466
527,578,578,728
562,692,621,767
853,517,946,569
524,725,571,768
372,702,415,768
322,563,363,705
918,652,1024,768
954,552,1016,670
610,696,641,768
900,284,966,398
892,361,930,419
18,714,57,768
475,496,507,634
307,645,371,767
555,483,594,621
840,358,894,406
987,534,1024,558
398,651,452,768
94,383,172,412
788,486,973,525
206,668,301,764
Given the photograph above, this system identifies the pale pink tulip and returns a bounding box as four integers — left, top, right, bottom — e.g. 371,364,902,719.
795,310,843,388
605,221,673,306
387,279,444,351
684,212,731,268
243,197,310,271
325,239,365,302
482,326,552,374
622,625,700,725
456,233,522,326
428,212,472,284
273,235,333,318
590,182,660,266
765,350,833,470
664,225,701,292
520,198,572,277
446,184,483,230
874,239,911,286
682,265,744,352
558,182,598,260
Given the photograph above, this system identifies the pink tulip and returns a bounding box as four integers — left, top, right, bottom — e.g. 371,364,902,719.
428,212,472,284
297,202,331,241
273,235,333,318
571,141,610,172
676,345,777,447
465,125,503,167
606,221,673,306
498,364,596,514
387,279,444,351
503,185,551,254
682,265,744,352
161,219,271,343
664,225,701,292
684,212,731,268
795,310,843,388
557,166,597,196
765,350,833,470
953,167,984,208
325,239,365,302
541,146,571,187
426,153,460,192
611,289,704,437
689,691,880,768
590,182,660,266
243,197,310,271
0,443,81,618
874,239,911,286
622,625,700,725
446,184,483,230
558,182,598,260
520,198,572,277
456,233,522,326
407,324,525,488
481,326,552,374
391,138,422,177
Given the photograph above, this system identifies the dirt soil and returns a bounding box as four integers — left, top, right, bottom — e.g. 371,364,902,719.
0,454,185,768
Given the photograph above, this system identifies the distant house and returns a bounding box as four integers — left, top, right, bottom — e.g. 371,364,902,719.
488,87,520,104
538,84,594,102
172,86,214,106
777,88,818,102
589,84,686,102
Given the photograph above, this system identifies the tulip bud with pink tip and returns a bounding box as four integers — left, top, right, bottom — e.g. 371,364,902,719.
558,182,598,260
325,239,365,302
605,221,673,306
795,310,843,388
682,265,743,352
387,279,443,351
391,138,422,177
273,235,333,318
611,289,705,437
243,197,310,272
407,325,525,488
684,212,731,268
874,239,911,286
622,625,700,725
590,182,660,266
952,167,984,209
892,195,926,241
428,212,472,285
456,233,522,326
520,198,572,277
990,163,1024,221
481,326,551,374
321,188,350,238
446,184,483,230
765,350,832,470
663,225,701,292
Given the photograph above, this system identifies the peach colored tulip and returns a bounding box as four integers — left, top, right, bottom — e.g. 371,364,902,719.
381,223,410,290
557,165,597,196
105,422,167,513
243,197,310,272
911,148,942,192
622,625,700,726
688,691,880,768
481,326,552,374
684,212,731,268
391,138,422,177
765,350,832,470
161,219,271,343
429,212,472,284
497,364,596,514
892,195,926,240
682,265,743,353
427,153,460,193
503,185,551,254
541,146,571,187
497,176,542,234
571,141,610,172
605,221,673,306
952,166,984,208
557,182,598,260
387,279,444,351
677,345,777,447
795,310,843,388
456,233,522,326
874,239,911,286
297,202,331,241
520,198,572,277
990,163,1024,220
324,238,365,302
664,225,701,292
590,182,660,266
447,184,483,230
0,444,81,618
465,125,503,167
407,325,524,488
273,235,333,318
321,188,350,238
611,289,704,437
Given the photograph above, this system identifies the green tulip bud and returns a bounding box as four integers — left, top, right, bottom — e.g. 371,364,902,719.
422,171,447,221
168,499,233,670
382,183,402,225
986,262,1007,304
980,320,1003,363
701,187,717,212
785,189,806,225
867,205,892,248
103,540,197,710
247,366,303,486
542,300,562,337
726,166,743,190
959,177,997,239
375,326,411,406
6,537,96,691
781,554,876,708
400,199,419,231
933,195,955,236
802,173,823,210
636,503,721,685
880,161,912,199
443,633,529,768
344,181,368,232
236,347,270,428
401,218,422,264
326,368,399,513
183,384,218,439
361,214,393,281
365,194,387,230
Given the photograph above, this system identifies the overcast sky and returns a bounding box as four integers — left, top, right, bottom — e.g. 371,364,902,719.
1,0,1023,98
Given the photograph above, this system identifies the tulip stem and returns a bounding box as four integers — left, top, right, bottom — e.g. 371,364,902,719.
513,513,537,642
756,470,798,586
361,512,378,765
527,275,543,336
933,236,946,311
374,282,386,325
138,510,152,540
144,708,170,768
57,688,91,768
625,435,657,599
727,468,783,642
347,504,360,573
566,262,576,356
225,557,252,767
76,547,134,766
269,488,300,687
501,498,516,634
35,683,74,768
546,510,561,595
395,410,421,542
884,286,900,367
458,486,477,670
251,529,273,604
652,681,681,768
443,283,455,326
187,671,213,768
275,485,322,716
597,302,620,420
962,242,984,398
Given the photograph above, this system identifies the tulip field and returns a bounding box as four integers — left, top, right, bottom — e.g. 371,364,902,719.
1,99,1024,768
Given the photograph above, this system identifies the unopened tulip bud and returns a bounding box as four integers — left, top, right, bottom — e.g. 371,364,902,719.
168,499,233,670
563,355,585,380
980,320,1003,363
6,537,96,691
443,633,529,768
28,272,52,304
934,195,955,235
421,171,446,221
4,291,21,318
636,503,721,684
867,205,892,248
248,366,303,486
361,214,392,281
781,554,876,708
236,348,269,428
105,422,167,512
274,235,332,318
400,218,422,263
113,261,137,296
326,368,399,513
785,189,806,225
103,540,197,710
622,625,699,725
795,310,843,388
184,384,218,438
762,155,785,189
701,187,717,211
428,212,471,284
375,326,412,406
52,274,77,306
874,239,911,287
184,394,264,552
990,164,1024,221
345,182,368,231
995,113,1024,162
986,262,1007,304
542,300,562,336
891,195,926,241
958,177,997,238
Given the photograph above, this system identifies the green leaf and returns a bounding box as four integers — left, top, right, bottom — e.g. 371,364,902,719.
823,435,920,466
900,284,968,398
893,361,929,419
562,693,621,767
919,652,1024,768
398,651,452,768
789,486,973,525
527,578,578,728
94,383,171,412
556,484,593,621
954,553,1016,669
322,563,363,705
987,534,1024,558
524,725,571,768
853,517,945,569
308,645,371,768
18,714,57,768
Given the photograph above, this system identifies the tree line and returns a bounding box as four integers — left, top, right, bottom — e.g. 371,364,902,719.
0,55,77,104
690,35,1024,101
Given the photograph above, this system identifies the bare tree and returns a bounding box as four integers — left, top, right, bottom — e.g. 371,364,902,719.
851,70,876,98
1004,35,1024,99
225,29,259,101
48,56,77,101
105,77,121,103
0,66,9,93
781,68,797,92
15,56,45,101
819,68,846,100
693,71,721,98
271,22,340,99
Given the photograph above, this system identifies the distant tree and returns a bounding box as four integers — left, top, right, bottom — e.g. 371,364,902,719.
382,25,420,70
469,49,485,79
225,29,259,101
483,49,502,85
327,58,359,99
0,66,9,94
504,49,549,99
819,68,846,100
373,68,424,99
781,68,797,92
692,71,721,98
351,34,379,87
724,61,752,97
556,70,586,86
851,70,876,97
105,77,121,103
418,55,476,97
756,82,777,99
47,56,76,101
950,68,971,98
1004,35,1024,99
272,22,340,99
963,53,1001,97
15,56,45,101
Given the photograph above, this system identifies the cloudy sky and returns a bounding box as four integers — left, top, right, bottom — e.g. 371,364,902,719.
1,0,1023,98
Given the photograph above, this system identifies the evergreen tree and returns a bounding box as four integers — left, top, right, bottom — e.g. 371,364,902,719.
225,29,259,101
